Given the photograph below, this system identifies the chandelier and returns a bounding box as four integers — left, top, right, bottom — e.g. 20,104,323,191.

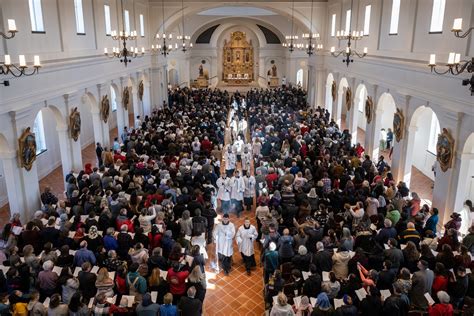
1,19,41,86
302,0,323,56
330,0,367,66
104,0,144,66
285,0,298,53
153,0,176,57
1,19,17,39
428,19,473,95
178,0,192,53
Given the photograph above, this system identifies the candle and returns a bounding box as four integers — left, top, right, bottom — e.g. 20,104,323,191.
454,53,461,64
7,19,16,32
168,44,172,49
346,47,350,53
104,48,108,54
4,55,11,65
33,55,40,67
169,34,172,39
156,34,160,39
429,54,436,65
19,55,26,67
190,43,193,48
330,46,335,53
452,18,462,31
134,48,138,53
447,52,455,64
337,31,340,37
151,45,155,49
141,47,145,53
363,47,368,54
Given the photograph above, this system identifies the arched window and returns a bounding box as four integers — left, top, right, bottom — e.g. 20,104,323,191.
428,112,440,153
33,111,47,154
296,69,304,87
110,87,117,111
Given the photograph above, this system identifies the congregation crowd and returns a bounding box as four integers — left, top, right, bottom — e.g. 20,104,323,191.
0,85,472,316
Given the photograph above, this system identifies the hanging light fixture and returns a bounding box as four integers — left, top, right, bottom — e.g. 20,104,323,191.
302,0,323,56
428,19,473,95
1,19,18,39
330,0,367,66
104,0,144,66
284,0,298,53
152,0,175,57
177,0,192,53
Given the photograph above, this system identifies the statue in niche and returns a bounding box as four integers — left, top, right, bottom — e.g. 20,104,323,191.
199,64,204,77
271,64,277,77
436,128,455,172
122,87,130,111
392,108,405,142
101,95,110,123
18,127,36,171
69,107,81,141
236,52,240,62
246,52,250,62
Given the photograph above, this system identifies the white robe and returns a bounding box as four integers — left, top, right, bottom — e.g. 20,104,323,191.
236,225,258,256
241,152,252,171
216,177,231,201
225,151,236,170
243,175,256,198
213,222,235,257
230,176,245,201
233,140,244,155
459,205,474,236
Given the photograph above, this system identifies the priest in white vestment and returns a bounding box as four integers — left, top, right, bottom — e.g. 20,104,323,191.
236,219,258,275
213,214,235,275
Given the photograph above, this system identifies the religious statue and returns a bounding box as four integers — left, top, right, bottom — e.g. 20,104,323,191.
331,80,337,102
436,128,455,172
18,127,36,171
69,107,81,141
271,64,277,77
345,87,352,112
101,95,110,123
199,64,204,77
393,108,405,142
138,80,144,101
365,96,373,124
122,87,130,111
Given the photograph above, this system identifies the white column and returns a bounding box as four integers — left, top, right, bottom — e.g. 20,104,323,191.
56,125,72,190
335,91,343,126
315,69,325,107
0,152,23,220
349,98,358,145
433,164,456,225
91,108,104,147
132,86,141,120
143,81,151,116
64,93,83,171
399,125,418,187
115,92,125,138
325,83,333,115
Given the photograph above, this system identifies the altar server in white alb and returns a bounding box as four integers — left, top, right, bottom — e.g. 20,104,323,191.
224,145,236,177
230,170,245,217
243,170,256,212
216,173,231,214
213,214,236,276
241,145,252,174
233,135,244,162
236,218,258,275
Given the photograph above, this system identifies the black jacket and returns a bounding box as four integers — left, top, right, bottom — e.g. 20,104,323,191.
178,296,202,316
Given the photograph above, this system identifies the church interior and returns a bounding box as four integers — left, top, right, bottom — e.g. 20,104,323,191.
0,0,473,315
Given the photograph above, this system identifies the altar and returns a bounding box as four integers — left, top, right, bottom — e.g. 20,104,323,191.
222,31,254,84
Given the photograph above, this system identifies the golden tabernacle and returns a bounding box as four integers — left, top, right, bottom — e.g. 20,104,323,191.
222,31,254,85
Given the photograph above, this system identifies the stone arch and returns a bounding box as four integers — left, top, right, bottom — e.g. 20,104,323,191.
325,73,334,116
82,91,99,113
349,83,368,145
334,77,349,126
454,133,474,215
0,133,12,155
372,92,396,159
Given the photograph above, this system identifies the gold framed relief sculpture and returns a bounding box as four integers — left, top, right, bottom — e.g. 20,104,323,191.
365,96,373,124
436,128,455,172
101,95,110,123
331,80,337,102
393,108,405,142
345,87,352,112
18,127,36,171
69,107,81,141
138,80,144,101
122,87,130,111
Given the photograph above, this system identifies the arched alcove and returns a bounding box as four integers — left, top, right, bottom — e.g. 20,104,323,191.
335,77,349,126
325,73,334,116
350,84,368,145
454,133,474,231
373,92,396,159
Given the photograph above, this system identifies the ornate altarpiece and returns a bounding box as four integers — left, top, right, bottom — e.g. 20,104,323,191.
222,31,254,84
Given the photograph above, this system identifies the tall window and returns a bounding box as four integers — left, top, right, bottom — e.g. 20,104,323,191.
74,0,85,34
110,87,117,112
104,5,112,35
364,5,371,35
428,113,440,153
430,0,446,33
331,14,336,37
139,14,145,37
389,0,401,34
296,69,304,87
33,112,47,154
124,10,130,34
28,0,44,32
345,10,351,34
